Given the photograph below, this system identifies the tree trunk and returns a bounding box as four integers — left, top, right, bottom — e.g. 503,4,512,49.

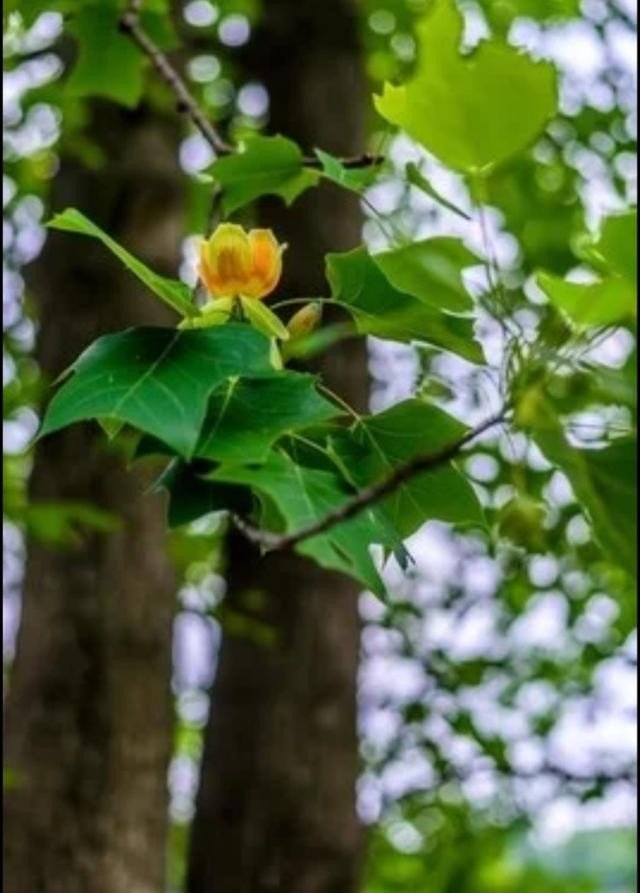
3,105,183,893
187,3,369,891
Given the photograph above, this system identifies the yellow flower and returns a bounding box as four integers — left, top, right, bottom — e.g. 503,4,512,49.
199,223,284,301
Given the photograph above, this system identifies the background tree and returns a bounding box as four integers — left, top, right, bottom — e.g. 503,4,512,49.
3,96,182,891
187,2,369,891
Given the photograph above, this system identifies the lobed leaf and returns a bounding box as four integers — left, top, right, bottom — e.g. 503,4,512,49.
374,0,557,174
38,325,275,457
209,135,320,215
329,399,485,539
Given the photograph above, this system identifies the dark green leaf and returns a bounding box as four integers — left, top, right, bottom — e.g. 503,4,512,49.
194,373,340,463
39,325,275,458
209,449,393,596
329,399,485,538
155,459,251,528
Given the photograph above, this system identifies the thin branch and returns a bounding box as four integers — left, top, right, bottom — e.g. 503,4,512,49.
303,151,385,169
118,2,383,169
232,409,508,551
119,2,232,155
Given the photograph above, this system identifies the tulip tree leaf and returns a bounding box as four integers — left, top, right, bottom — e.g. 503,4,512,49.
327,247,484,363
527,399,637,576
373,237,478,314
209,448,394,597
374,0,557,174
154,459,252,528
329,399,485,538
47,209,196,317
66,3,176,108
194,373,340,464
536,272,636,327
576,210,637,284
209,135,320,215
314,148,383,193
38,325,275,458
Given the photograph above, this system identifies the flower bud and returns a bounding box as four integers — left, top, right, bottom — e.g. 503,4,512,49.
286,302,323,340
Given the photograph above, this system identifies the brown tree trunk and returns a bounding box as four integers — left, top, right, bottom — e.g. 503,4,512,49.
3,105,183,893
187,3,369,891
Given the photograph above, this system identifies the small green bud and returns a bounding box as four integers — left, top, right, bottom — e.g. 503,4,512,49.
286,302,323,340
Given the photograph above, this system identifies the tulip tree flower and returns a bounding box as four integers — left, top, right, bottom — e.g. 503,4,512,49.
188,223,289,341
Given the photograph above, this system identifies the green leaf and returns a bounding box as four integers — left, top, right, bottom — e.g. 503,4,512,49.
194,373,340,463
406,162,472,220
154,459,251,528
39,325,275,458
209,449,392,596
329,399,484,539
576,209,637,284
374,0,557,174
327,247,484,363
209,135,320,215
373,237,478,313
240,296,290,341
315,148,383,193
527,399,637,576
65,2,176,107
47,209,196,318
67,4,144,107
536,272,636,327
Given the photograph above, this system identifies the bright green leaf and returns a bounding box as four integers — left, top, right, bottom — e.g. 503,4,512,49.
373,237,478,313
327,247,484,363
536,271,636,326
47,209,196,317
374,0,557,174
39,325,275,458
209,135,320,215
576,209,637,284
527,399,637,576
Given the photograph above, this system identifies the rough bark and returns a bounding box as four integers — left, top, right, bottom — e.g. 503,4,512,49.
3,105,182,893
187,2,369,891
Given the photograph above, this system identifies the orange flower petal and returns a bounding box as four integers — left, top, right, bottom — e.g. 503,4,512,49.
245,229,283,300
